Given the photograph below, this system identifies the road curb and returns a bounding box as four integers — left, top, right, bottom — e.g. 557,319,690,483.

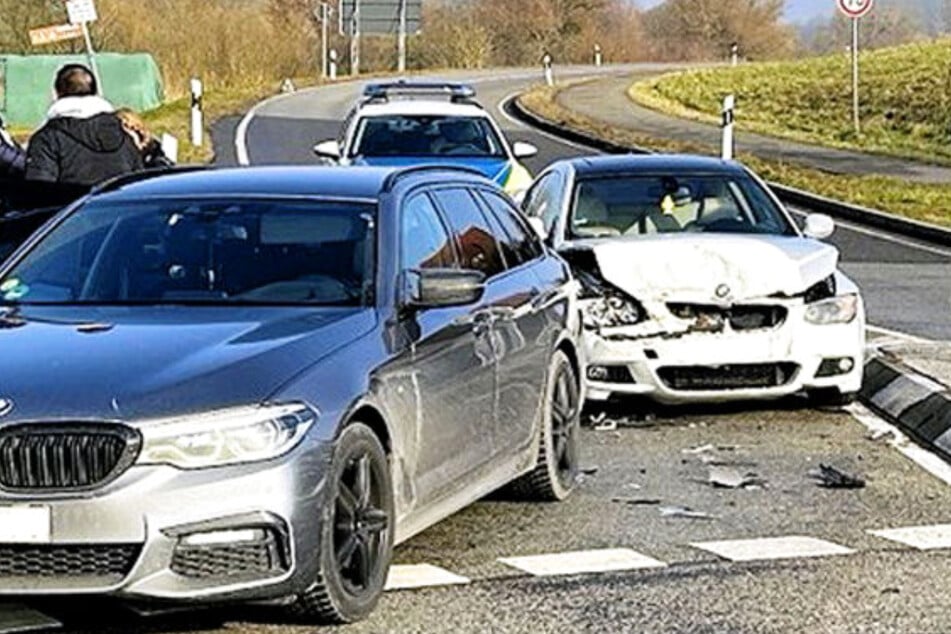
861,356,951,460
506,94,951,248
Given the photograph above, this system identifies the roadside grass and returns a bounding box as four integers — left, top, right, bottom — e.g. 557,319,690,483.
520,84,951,228
629,40,951,167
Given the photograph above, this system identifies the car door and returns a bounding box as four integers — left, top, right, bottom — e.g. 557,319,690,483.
397,191,497,506
473,188,552,456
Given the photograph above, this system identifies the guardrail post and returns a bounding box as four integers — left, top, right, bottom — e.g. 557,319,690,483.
721,94,735,160
190,77,203,148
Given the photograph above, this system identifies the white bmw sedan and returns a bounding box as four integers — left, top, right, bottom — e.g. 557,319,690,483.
522,154,864,406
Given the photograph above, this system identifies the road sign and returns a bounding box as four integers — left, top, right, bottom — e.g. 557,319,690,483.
29,23,83,46
340,0,422,36
837,0,874,19
66,0,98,24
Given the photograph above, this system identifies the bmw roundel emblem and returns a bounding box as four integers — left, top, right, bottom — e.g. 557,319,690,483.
715,284,732,299
0,399,13,417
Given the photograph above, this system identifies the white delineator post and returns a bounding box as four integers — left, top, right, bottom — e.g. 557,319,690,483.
721,94,735,161
190,78,203,148
543,53,554,87
397,0,408,73
329,49,338,81
731,43,739,67
594,44,602,68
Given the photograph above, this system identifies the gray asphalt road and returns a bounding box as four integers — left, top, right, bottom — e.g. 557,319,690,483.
20,67,945,634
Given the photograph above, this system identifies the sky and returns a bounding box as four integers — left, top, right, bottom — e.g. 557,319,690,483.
632,0,834,24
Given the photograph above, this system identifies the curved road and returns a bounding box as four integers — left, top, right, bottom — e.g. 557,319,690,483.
231,66,951,341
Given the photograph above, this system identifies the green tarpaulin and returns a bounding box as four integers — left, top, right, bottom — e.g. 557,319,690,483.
0,53,164,128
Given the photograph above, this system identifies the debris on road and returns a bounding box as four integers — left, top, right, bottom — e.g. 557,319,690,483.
587,411,659,431
809,464,866,489
682,443,716,455
612,497,662,506
576,466,600,485
659,505,716,520
708,465,766,489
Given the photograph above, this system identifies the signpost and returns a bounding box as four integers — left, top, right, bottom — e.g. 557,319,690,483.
65,0,100,88
340,0,422,75
837,0,874,135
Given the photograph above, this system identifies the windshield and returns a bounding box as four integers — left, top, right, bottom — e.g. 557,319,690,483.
0,198,376,307
570,174,796,239
352,115,506,158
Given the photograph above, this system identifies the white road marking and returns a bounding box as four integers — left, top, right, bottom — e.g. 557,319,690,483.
847,403,951,487
869,525,951,551
496,91,599,153
866,324,935,345
691,536,854,562
384,564,470,591
498,548,666,577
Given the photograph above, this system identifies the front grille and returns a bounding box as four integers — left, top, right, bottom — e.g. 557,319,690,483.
171,530,288,579
0,424,141,491
658,363,799,391
0,544,141,579
668,304,788,331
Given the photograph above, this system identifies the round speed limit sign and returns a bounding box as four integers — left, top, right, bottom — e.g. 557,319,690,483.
838,0,874,18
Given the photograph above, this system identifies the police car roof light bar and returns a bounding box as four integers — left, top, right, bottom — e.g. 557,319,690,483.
362,81,478,103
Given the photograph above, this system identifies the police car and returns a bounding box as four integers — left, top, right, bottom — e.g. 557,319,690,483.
314,82,538,198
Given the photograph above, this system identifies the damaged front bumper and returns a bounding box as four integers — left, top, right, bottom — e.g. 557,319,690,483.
582,303,864,404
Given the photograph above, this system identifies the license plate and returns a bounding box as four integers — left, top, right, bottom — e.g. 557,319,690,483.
0,506,51,543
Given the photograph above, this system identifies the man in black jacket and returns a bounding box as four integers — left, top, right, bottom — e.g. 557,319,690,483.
25,64,143,186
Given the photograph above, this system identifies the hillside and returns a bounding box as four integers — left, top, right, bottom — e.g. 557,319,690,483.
631,39,951,164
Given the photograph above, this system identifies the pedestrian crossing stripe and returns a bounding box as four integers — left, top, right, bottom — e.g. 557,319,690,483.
498,548,666,577
385,564,471,591
691,536,855,562
869,524,951,550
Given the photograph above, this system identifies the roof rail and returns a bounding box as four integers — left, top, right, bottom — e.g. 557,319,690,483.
382,164,489,191
91,165,212,195
361,81,479,106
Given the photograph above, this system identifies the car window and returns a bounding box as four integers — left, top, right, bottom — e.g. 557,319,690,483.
1,198,376,306
523,172,563,235
570,174,796,238
476,190,544,267
432,188,506,278
400,193,457,271
351,115,506,158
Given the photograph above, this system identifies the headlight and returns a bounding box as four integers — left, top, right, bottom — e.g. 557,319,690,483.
805,294,858,325
138,403,317,469
583,294,645,329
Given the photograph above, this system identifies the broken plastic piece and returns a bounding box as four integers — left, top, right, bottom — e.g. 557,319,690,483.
659,505,715,520
612,497,662,506
809,464,866,489
708,466,765,489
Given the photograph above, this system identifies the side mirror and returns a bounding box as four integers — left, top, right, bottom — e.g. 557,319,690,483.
512,141,539,160
313,140,341,160
802,213,835,240
405,269,486,309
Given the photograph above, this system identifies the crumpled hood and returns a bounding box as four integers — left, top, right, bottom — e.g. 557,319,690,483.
0,306,374,422
582,234,839,301
353,156,511,184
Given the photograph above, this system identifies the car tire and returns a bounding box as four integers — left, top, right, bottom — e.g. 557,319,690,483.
511,350,581,502
291,422,394,624
808,389,857,408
